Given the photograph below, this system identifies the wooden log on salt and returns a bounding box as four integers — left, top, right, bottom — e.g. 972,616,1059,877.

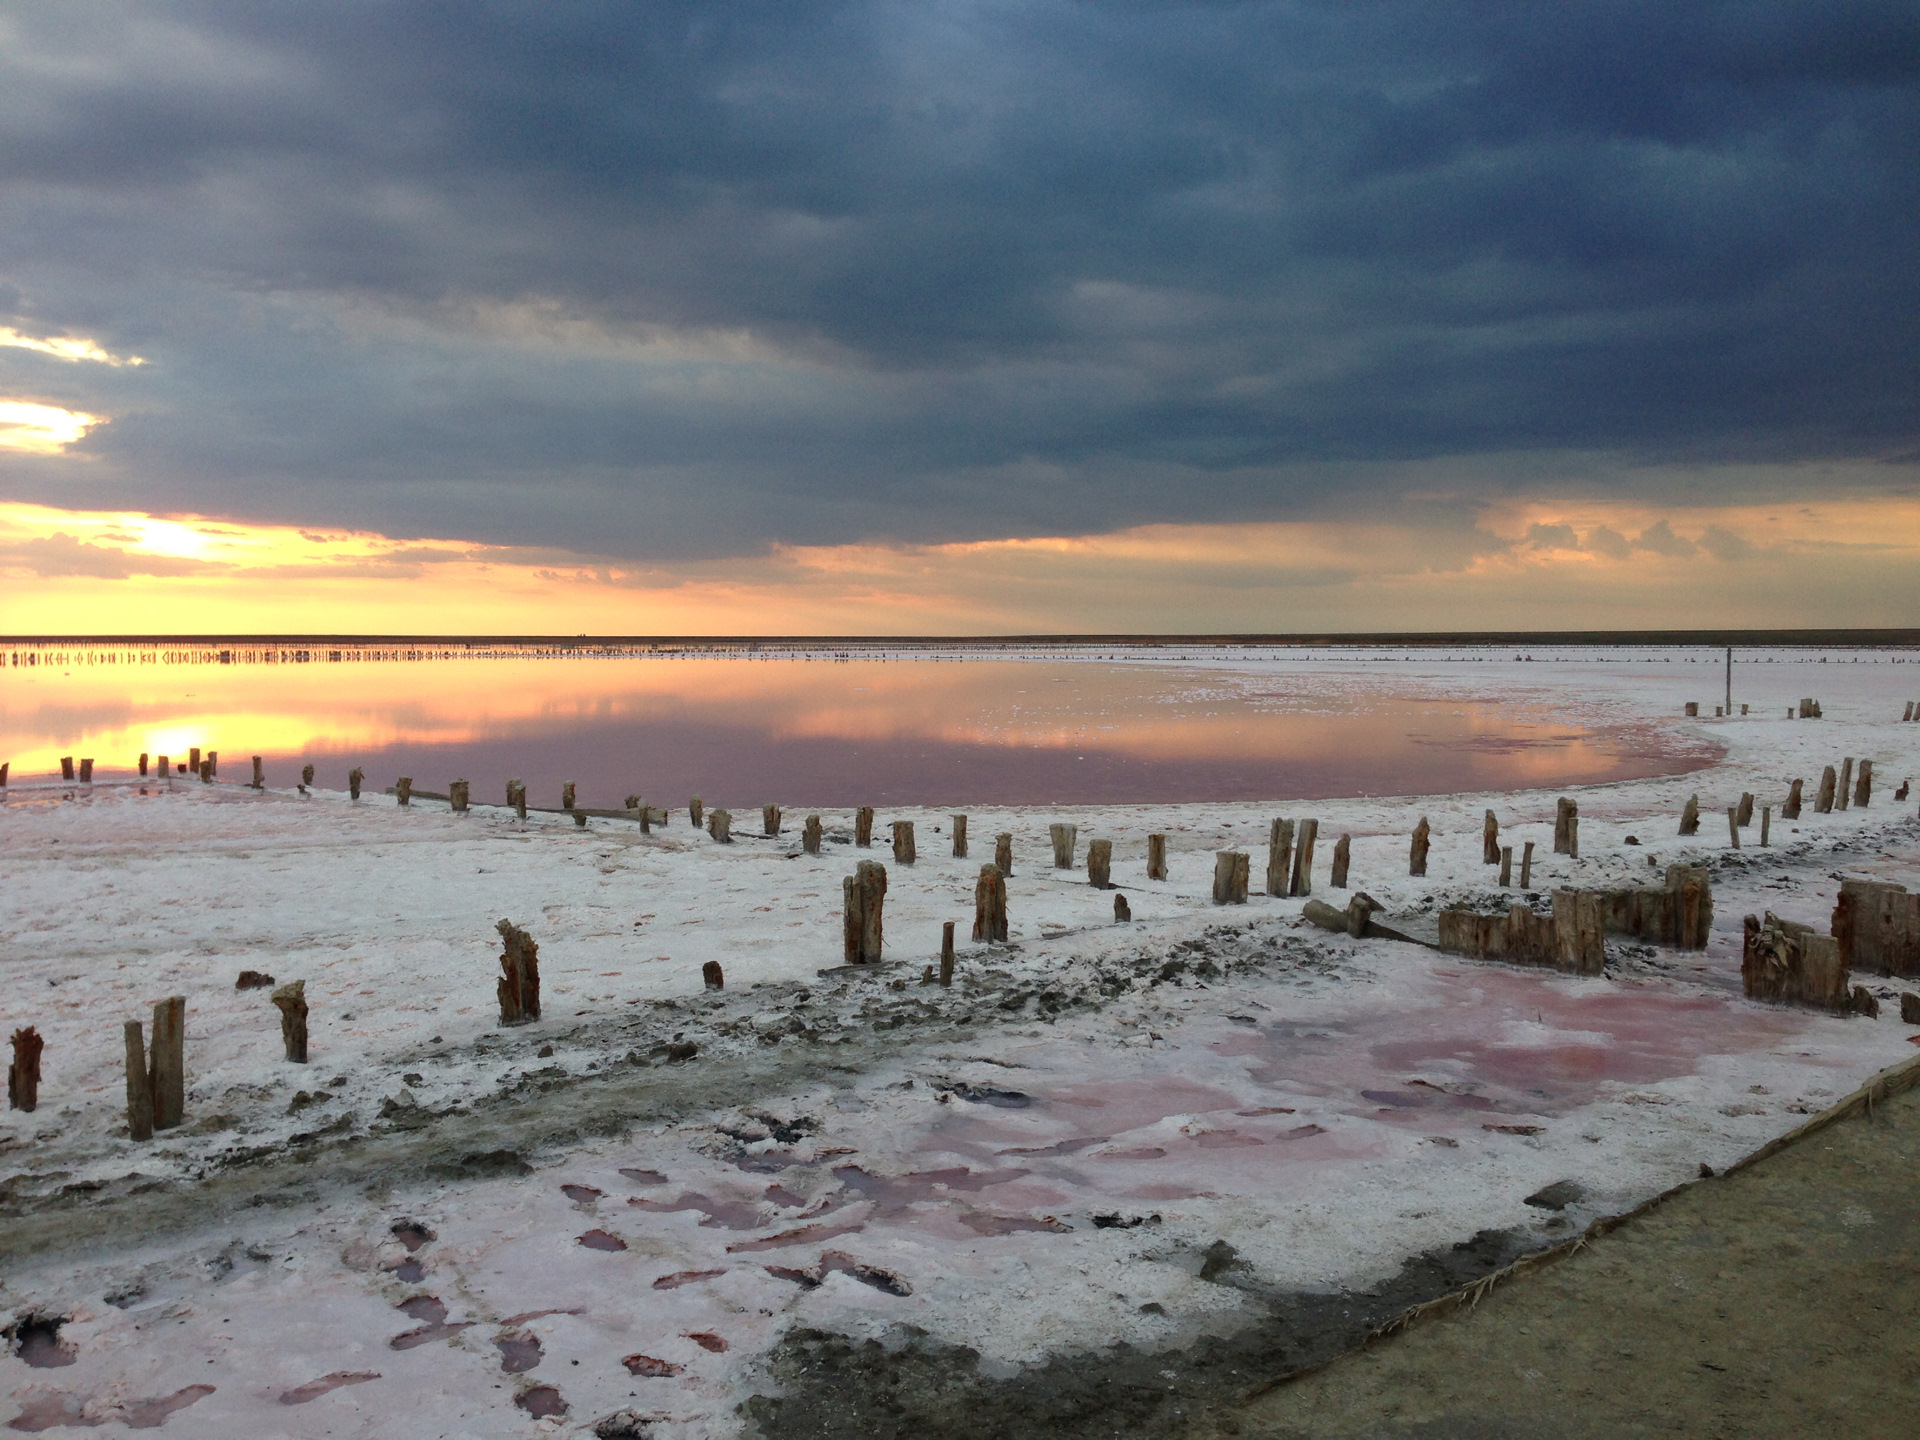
854,806,873,847
1499,845,1513,887
61,756,74,780
1265,819,1294,897
1146,833,1166,881
703,960,724,991
1409,818,1430,877
495,919,541,1025
1049,823,1077,868
940,921,956,985
1114,893,1131,922
124,1021,154,1142
690,796,704,829
1483,810,1500,865
449,779,470,813
139,753,148,777
709,808,733,843
803,815,823,855
1291,818,1318,896
396,776,413,806
271,981,308,1063
1760,805,1771,847
8,1027,42,1112
844,860,889,962
763,803,782,837
79,758,93,783
891,820,916,865
995,832,1014,879
1726,806,1741,849
1837,757,1853,810
1087,838,1112,889
1854,759,1873,808
562,781,577,812
1782,778,1802,819
1330,833,1351,889
952,814,968,859
149,996,185,1131
973,864,1008,943
1212,851,1249,905
1520,840,1534,889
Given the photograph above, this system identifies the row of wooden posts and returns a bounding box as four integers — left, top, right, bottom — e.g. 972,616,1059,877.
1675,755,1899,850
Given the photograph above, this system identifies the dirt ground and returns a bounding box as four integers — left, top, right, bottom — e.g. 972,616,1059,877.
1188,1063,1920,1440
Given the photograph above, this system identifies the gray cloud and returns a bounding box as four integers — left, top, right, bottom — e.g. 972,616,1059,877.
0,1,1916,557
1585,525,1632,559
1,532,214,578
1634,519,1699,556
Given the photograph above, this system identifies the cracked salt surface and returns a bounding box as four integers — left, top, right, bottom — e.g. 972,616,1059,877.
2,646,1919,1436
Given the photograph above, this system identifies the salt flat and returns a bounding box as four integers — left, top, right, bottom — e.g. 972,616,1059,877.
2,648,1918,1438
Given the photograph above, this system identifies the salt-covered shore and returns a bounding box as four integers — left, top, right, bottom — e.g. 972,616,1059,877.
3,647,1918,1438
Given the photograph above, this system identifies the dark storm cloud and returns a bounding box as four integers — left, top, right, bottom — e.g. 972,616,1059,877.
0,0,1915,555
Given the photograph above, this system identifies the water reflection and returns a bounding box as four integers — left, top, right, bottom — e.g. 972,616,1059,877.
0,648,1709,805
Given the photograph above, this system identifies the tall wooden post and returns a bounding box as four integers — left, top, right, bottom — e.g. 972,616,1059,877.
1725,644,1732,718
844,861,889,963
1520,841,1535,889
803,814,823,855
396,776,413,806
1049,823,1077,868
508,779,526,818
271,981,309,1063
1290,819,1318,897
1330,833,1350,889
1212,851,1249,904
940,921,956,985
690,796,704,829
891,820,916,864
79,758,93,783
1483,810,1500,865
496,920,541,1025
1735,792,1753,827
251,756,265,789
709,808,733,843
449,779,470,813
349,767,363,800
189,747,201,775
1816,766,1837,813
1499,845,1513,887
124,1021,154,1141
1680,794,1700,834
1727,806,1741,849
155,755,168,782
854,806,873,846
972,865,1008,943
951,814,968,859
1837,758,1854,811
1410,818,1431,877
1760,805,1771,847
207,751,218,776
301,763,315,788
139,753,149,777
1146,833,1166,881
562,781,577,812
61,755,75,780
1553,798,1576,854
763,803,783,836
1854,759,1873,808
200,758,213,783
994,832,1014,879
1265,819,1294,897
1087,838,1112,888
8,1027,42,1112
149,997,185,1131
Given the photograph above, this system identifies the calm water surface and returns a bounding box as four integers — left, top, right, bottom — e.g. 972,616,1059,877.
0,647,1711,807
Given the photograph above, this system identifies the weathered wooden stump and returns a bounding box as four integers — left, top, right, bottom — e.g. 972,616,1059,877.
1760,805,1771,847
149,997,185,1131
60,756,74,780
1677,794,1700,835
8,1027,42,1112
1212,851,1249,905
763,803,782,836
1521,840,1535,889
1290,819,1318,896
709,808,733,843
1735,792,1753,826
1499,845,1513,887
703,960,725,991
690,796,704,829
1553,797,1576,854
844,861,889,963
994,832,1014,879
251,755,265,789
625,795,650,832
1409,818,1431,877
349,767,363,800
1049,823,1077,869
1854,759,1873,808
1743,912,1847,1009
300,763,315,789
1896,780,1911,801
940,921,956,985
189,747,201,775
200,758,213,783
1483,810,1500,865
1783,777,1803,819
1816,765,1837,813
139,753,149,777
854,806,874,847
562,781,577,812
1567,810,1580,859
207,751,217,776
1114,893,1132,922
124,1021,154,1141
951,814,968,859
1905,702,1916,722
450,779,470,813
803,814,823,855
1330,833,1351,889
79,758,93,783
891,820,916,864
1087,838,1113,889
1551,890,1606,975
972,865,1008,943
1265,818,1294,896
271,981,309,1063
1837,758,1854,811
496,919,541,1025
509,779,527,817
154,755,167,782
1684,701,1699,717
1726,806,1741,849
1147,833,1166,881
396,776,413,806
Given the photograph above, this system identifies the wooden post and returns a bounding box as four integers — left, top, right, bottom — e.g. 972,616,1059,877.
1725,643,1732,718
8,1027,42,1112
690,796,704,829
1553,797,1576,854
449,779,470,813
972,864,1008,943
61,756,74,780
994,832,1014,879
1114,893,1131,922
1726,807,1740,848
1212,851,1249,904
844,860,889,962
1049,823,1077,868
200,758,213,784
189,747,201,774
349,767,363,800
1520,841,1535,889
79,758,93,783
1409,818,1430,877
155,755,168,782
301,763,315,788
1816,766,1836,813
206,751,217,776
803,815,823,855
703,960,725,990
139,752,149,777
1735,792,1753,826
891,820,915,864
1330,833,1350,889
1905,702,1915,722
1836,758,1853,810
396,776,413,806
854,806,873,846
1760,805,1771,847
1783,777,1803,819
509,780,527,818
0,761,7,786
951,814,968,859
1568,813,1579,859
496,919,541,1025
940,921,956,985
709,808,733,843
562,781,577,812
1146,833,1166,881
251,756,265,789
1087,838,1112,888
148,996,185,1131
1551,890,1606,975
1854,759,1873,808
1499,845,1513,886
1483,810,1499,865
1291,818,1318,896
1680,794,1700,834
762,803,782,836
1684,701,1698,717
124,1021,154,1142
271,981,308,1063
1265,819,1294,897
625,795,649,832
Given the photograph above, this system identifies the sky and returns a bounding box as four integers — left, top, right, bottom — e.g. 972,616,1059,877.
1,0,1917,635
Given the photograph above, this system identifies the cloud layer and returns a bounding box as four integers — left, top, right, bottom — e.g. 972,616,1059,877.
1,1,1916,565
